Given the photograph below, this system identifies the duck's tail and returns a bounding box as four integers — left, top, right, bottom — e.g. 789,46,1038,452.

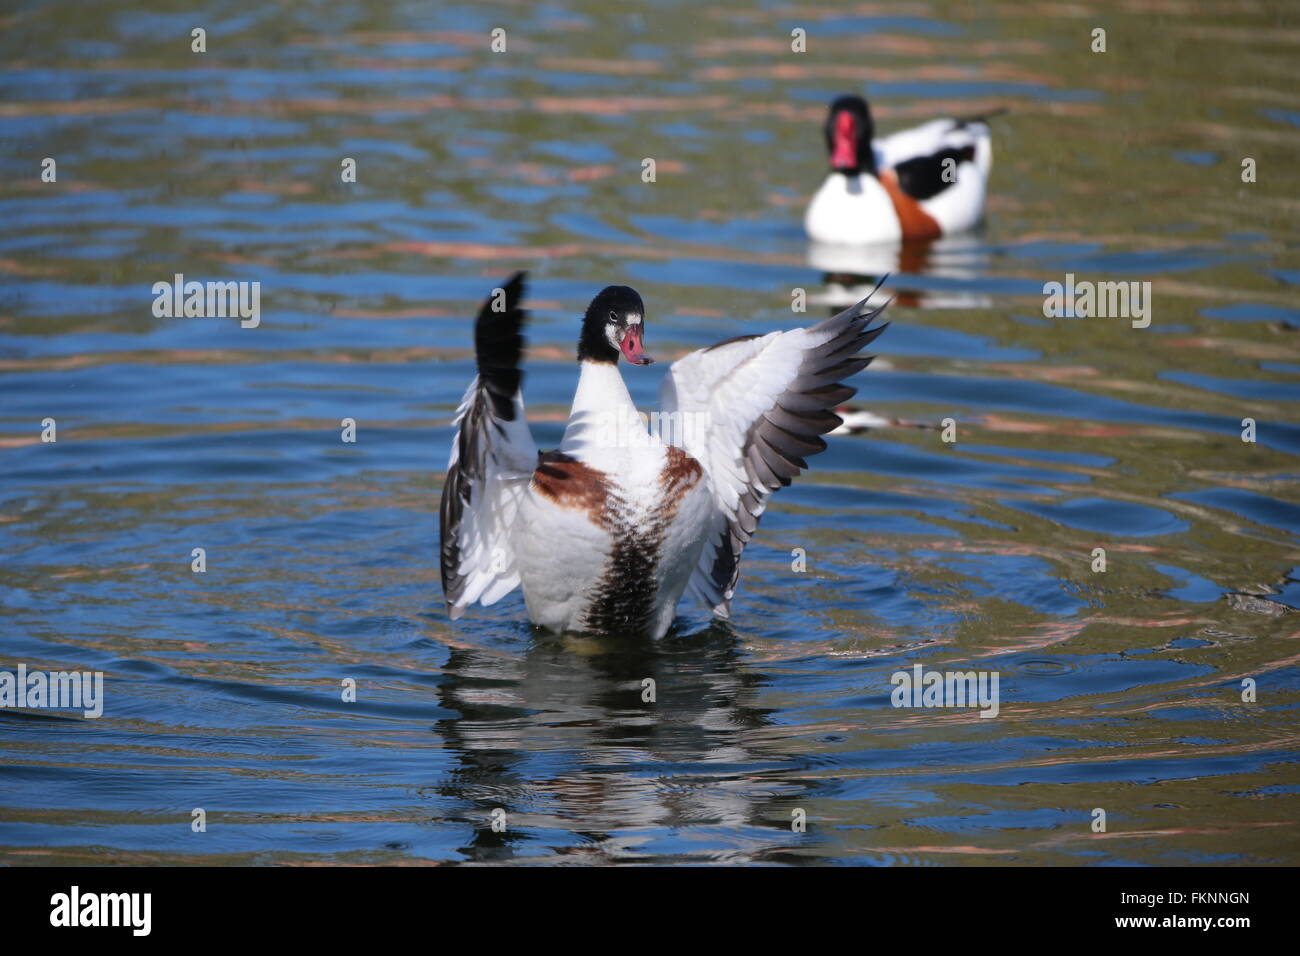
952,107,1009,128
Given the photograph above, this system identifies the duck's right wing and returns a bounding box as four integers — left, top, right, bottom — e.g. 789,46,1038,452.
439,271,539,618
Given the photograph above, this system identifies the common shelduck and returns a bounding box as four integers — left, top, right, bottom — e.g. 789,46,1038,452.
439,273,888,639
805,94,998,245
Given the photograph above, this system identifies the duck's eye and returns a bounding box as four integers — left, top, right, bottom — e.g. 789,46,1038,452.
608,310,619,324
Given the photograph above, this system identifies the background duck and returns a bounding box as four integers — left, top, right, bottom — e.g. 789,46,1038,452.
805,93,1001,245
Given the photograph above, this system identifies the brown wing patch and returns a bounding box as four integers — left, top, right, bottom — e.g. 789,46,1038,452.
880,168,942,241
659,445,704,503
532,450,610,522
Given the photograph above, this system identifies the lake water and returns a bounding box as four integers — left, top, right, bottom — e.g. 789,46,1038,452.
1,0,1298,865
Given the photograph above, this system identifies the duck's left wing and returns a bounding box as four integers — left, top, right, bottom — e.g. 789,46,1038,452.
439,272,538,618
657,296,888,617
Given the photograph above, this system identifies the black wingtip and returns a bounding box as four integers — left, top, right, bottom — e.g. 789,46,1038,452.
473,273,530,421
474,272,528,321
857,273,893,319
492,271,527,316
816,275,891,337
839,274,889,320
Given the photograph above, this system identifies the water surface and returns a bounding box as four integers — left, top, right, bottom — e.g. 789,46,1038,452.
1,0,1299,865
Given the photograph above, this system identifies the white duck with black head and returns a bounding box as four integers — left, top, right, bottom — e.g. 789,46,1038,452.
805,93,998,245
440,273,888,639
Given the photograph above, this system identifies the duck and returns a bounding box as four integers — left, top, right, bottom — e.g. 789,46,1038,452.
805,93,999,246
439,272,888,639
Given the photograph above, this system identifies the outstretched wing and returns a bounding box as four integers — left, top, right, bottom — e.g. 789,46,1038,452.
439,271,538,618
658,295,888,617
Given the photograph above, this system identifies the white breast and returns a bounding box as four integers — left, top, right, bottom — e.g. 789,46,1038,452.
645,473,713,636
516,484,613,633
804,173,902,245
514,434,712,638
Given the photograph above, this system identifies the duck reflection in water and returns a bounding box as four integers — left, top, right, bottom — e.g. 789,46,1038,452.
427,619,816,863
809,233,995,314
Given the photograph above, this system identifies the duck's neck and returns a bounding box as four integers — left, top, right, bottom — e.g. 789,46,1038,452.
561,360,637,455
